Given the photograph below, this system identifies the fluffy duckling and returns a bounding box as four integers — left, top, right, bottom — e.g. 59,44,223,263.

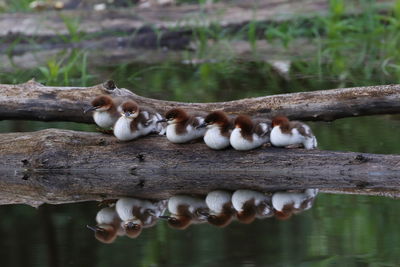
230,115,271,151
159,195,209,230
113,100,164,141
87,206,124,244
84,95,123,128
232,189,273,224
200,111,233,150
162,108,207,143
272,189,318,220
205,190,236,227
116,197,165,238
270,116,317,149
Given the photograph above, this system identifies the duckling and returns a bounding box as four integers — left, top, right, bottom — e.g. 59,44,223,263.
162,108,206,143
270,116,317,149
230,115,271,151
113,100,164,141
200,111,233,150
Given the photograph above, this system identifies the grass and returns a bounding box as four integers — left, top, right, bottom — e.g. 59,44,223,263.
3,0,400,97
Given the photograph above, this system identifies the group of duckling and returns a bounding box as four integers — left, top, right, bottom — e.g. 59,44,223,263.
85,95,318,150
89,189,319,243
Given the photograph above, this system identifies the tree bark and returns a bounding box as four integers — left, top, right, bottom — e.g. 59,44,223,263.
1,128,399,206
1,80,400,123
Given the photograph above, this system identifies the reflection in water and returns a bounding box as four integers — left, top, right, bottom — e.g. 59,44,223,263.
89,189,319,243
272,189,318,220
232,189,274,224
159,195,209,230
115,198,167,238
87,206,123,244
205,190,236,227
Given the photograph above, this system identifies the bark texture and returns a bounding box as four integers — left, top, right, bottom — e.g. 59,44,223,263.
1,80,400,123
0,129,399,206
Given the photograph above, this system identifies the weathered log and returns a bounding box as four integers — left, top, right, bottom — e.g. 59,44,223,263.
1,80,400,123
0,128,399,206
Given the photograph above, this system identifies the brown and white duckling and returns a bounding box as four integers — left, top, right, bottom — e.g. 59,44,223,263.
115,197,165,238
230,115,271,151
159,195,209,230
113,100,164,141
84,95,124,129
231,189,273,224
87,206,124,244
161,108,207,143
204,190,236,227
272,189,318,220
270,116,317,149
199,111,233,150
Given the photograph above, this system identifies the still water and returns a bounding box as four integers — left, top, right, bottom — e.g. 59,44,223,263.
0,193,399,266
1,56,400,266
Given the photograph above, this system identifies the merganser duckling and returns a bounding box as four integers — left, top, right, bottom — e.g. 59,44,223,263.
230,115,271,151
159,195,209,230
161,108,206,143
204,190,236,227
199,111,233,150
87,206,124,244
84,95,123,128
231,189,273,224
270,116,317,149
272,189,319,220
116,197,165,238
113,100,164,141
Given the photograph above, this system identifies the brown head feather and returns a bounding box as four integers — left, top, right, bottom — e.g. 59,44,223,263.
91,95,114,110
94,225,117,244
271,116,290,130
165,108,190,123
121,100,139,113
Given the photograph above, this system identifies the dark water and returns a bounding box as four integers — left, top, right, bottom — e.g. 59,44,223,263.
1,52,400,266
1,194,400,266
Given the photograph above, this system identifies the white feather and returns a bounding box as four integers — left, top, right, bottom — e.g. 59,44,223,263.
204,126,230,150
113,116,142,141
270,126,317,149
230,128,268,151
115,198,143,221
168,195,207,215
166,118,206,143
205,190,232,214
231,189,269,212
272,189,318,212
93,111,116,128
96,207,118,224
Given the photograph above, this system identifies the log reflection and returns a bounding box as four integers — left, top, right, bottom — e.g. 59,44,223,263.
88,189,319,243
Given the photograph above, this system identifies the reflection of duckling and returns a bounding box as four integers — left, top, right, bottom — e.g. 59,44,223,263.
116,198,166,238
159,195,209,230
87,206,123,244
232,189,273,224
272,189,318,220
205,190,236,227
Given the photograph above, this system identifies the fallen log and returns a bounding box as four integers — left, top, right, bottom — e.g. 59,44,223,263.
0,128,399,207
1,80,400,123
